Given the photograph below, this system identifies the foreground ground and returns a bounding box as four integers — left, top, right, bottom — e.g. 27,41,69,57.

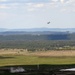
0,49,75,66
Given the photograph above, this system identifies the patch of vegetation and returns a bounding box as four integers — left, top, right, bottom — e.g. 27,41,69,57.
0,40,75,51
0,55,75,66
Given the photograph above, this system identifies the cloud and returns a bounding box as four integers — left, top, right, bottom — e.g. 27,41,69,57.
27,3,45,8
0,0,74,13
0,2,20,9
65,0,75,4
50,0,75,13
52,0,58,2
0,0,7,2
60,0,64,4
26,3,45,11
0,4,9,9
26,0,74,12
62,0,75,12
0,0,50,3
33,3,44,8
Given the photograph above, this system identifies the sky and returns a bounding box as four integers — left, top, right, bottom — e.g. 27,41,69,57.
0,0,75,29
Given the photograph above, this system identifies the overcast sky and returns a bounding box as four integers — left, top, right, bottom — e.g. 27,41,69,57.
0,0,75,29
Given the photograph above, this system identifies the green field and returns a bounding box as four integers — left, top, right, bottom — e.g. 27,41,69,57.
0,54,75,66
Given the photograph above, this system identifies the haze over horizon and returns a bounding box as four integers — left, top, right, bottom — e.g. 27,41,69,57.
0,0,75,29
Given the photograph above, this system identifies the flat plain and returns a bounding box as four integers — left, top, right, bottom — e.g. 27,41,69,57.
0,49,75,66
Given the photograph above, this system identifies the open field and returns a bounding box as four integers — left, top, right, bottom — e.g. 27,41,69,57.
0,49,75,66
31,50,75,57
1,49,75,56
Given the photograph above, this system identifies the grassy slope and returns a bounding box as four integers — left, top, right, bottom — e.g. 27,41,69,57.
0,49,75,66
0,55,75,66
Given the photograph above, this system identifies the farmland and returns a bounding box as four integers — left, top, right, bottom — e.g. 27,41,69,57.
0,32,75,75
0,49,75,66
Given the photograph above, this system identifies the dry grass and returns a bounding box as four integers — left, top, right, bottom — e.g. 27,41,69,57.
30,50,75,57
0,49,75,57
0,49,29,55
0,49,75,66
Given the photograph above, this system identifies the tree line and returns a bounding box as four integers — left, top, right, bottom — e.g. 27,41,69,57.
0,40,75,51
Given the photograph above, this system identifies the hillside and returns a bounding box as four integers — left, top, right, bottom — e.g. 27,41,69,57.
0,32,75,41
0,28,75,50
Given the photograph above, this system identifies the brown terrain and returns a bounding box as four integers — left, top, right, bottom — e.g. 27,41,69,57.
0,49,75,57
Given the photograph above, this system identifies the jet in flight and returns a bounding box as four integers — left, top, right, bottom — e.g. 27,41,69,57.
47,21,50,24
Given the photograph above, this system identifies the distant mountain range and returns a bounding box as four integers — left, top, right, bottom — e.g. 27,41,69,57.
0,28,75,32
0,28,75,41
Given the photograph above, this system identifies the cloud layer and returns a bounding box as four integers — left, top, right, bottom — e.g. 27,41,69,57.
0,0,75,12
